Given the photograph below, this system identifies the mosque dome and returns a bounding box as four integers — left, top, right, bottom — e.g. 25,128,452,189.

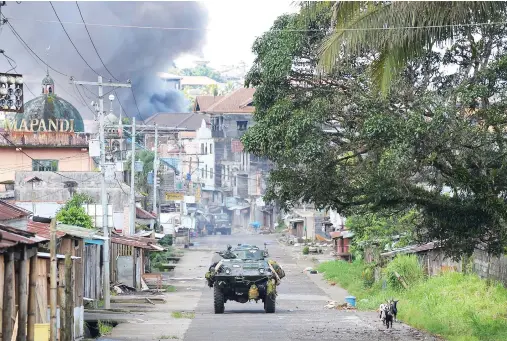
14,74,85,132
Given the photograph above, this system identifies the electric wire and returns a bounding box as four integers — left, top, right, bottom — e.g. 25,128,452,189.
0,51,36,97
0,132,95,183
3,15,70,77
9,17,507,32
75,1,118,81
130,88,145,124
49,1,101,76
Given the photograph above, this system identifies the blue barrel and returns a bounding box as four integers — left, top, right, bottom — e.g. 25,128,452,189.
345,296,356,307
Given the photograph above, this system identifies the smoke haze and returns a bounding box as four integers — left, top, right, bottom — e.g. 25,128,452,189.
1,1,209,119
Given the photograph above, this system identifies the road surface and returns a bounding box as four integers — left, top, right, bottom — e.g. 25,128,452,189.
184,233,436,341
98,232,437,341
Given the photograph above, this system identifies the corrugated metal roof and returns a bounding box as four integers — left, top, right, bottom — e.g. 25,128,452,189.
56,224,105,240
27,220,65,240
0,200,31,221
136,206,157,220
111,234,160,250
380,241,439,257
0,224,42,250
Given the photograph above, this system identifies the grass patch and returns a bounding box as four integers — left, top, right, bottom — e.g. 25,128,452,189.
98,320,113,336
159,336,179,339
318,259,507,341
171,311,195,319
164,285,177,292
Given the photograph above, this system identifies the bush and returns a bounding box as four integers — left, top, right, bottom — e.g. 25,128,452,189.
302,246,310,255
159,235,173,246
383,255,424,290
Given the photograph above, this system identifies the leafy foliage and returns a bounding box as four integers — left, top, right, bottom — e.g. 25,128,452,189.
383,255,424,291
56,206,94,229
56,193,94,229
126,150,154,197
181,64,224,82
305,1,507,95
243,6,507,257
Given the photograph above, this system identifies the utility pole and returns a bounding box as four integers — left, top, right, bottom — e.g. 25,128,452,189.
153,124,158,230
70,76,131,310
130,117,136,236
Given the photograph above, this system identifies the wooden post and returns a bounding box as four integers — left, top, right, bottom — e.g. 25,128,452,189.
58,261,66,341
64,254,73,341
0,254,5,341
49,219,57,341
27,253,37,341
3,252,15,341
17,246,29,341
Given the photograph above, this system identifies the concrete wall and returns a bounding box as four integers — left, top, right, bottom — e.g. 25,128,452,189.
0,148,92,182
15,171,129,211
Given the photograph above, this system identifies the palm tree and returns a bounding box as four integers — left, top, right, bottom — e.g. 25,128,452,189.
307,1,507,95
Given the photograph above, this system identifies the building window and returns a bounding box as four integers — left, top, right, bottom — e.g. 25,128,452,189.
237,121,248,131
209,143,213,154
205,144,208,154
201,143,204,155
205,164,208,178
210,168,213,179
32,160,58,171
201,168,205,179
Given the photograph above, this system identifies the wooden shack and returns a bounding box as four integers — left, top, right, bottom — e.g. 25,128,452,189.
110,234,163,290
0,223,44,341
27,219,105,339
330,230,354,261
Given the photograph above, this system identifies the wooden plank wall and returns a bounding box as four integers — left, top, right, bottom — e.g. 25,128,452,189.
84,244,103,300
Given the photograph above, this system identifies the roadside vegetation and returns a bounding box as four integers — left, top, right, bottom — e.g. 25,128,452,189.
318,256,507,341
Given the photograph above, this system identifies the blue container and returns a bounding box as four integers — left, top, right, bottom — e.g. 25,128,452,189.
345,296,356,307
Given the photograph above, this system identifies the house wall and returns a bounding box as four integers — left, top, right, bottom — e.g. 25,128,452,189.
0,148,92,182
15,171,129,211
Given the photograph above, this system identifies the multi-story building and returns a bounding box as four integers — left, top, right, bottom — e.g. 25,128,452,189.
194,88,274,229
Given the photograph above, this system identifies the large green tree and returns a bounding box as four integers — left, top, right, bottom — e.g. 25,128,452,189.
243,6,507,257
306,1,507,95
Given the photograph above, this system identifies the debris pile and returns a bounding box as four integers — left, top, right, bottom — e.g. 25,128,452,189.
324,300,357,310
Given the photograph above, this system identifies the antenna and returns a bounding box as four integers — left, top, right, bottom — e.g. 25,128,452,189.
45,46,51,75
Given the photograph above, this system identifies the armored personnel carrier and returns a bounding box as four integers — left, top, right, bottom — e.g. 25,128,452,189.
205,244,285,314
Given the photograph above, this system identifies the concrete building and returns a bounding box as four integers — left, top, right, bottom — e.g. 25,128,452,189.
194,88,274,229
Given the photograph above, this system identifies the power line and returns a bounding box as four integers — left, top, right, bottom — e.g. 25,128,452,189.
0,50,36,97
114,89,131,120
49,1,101,76
6,16,507,32
0,132,93,183
75,1,118,81
130,88,145,123
3,15,70,77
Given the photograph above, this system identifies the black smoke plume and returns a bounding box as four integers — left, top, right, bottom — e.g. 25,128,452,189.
1,1,208,119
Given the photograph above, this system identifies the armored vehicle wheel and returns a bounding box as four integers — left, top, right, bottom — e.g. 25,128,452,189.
214,284,225,314
264,295,276,313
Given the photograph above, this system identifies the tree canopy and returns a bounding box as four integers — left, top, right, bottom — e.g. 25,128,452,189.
306,1,507,95
56,193,94,229
242,6,507,257
181,64,224,83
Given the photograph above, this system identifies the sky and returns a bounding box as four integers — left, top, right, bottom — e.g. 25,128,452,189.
0,1,298,117
175,0,298,70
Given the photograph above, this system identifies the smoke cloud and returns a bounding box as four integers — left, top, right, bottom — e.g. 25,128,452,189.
1,1,208,119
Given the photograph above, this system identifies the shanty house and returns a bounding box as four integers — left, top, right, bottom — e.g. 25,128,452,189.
330,230,355,261
110,234,163,290
0,199,31,230
27,219,105,338
0,224,44,341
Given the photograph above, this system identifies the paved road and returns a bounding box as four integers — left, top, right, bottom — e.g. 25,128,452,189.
183,232,437,341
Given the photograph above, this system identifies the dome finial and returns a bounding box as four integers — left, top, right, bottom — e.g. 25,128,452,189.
42,73,55,95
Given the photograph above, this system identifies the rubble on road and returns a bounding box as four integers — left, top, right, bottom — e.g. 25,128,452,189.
324,300,357,311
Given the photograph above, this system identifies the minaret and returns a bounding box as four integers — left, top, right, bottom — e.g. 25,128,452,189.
41,73,55,95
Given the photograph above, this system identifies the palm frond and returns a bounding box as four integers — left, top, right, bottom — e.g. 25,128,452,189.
315,1,507,95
